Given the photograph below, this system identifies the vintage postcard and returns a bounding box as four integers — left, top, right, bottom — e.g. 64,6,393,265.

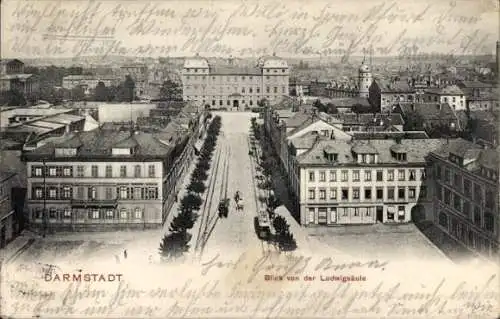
0,0,499,318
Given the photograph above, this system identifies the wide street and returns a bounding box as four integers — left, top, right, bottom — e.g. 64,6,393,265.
196,112,264,260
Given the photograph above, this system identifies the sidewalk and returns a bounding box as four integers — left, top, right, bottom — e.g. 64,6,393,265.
0,231,36,265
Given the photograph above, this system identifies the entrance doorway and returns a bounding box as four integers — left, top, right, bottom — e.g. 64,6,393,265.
376,206,384,223
233,100,239,109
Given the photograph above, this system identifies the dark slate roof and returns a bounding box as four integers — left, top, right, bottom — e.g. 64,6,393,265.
431,138,499,171
334,112,404,126
297,139,447,166
352,131,429,140
27,129,173,159
457,81,495,89
283,112,312,128
398,102,458,121
0,59,23,65
289,132,320,149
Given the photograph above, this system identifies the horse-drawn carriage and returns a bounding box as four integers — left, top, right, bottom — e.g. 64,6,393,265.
234,191,244,211
218,198,230,218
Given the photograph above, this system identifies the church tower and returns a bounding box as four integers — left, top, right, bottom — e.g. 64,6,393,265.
358,58,372,98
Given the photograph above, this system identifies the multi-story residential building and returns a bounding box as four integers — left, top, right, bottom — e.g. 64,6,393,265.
119,64,148,97
429,139,499,260
62,75,119,95
0,59,38,96
369,79,416,113
291,138,446,226
24,111,204,231
181,54,289,109
0,171,17,248
422,85,466,111
395,102,462,136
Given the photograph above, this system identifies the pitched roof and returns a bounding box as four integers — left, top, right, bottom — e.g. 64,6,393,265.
209,66,262,75
27,129,173,158
398,103,457,121
297,139,447,166
289,131,320,149
283,111,312,128
425,85,464,95
431,138,499,171
352,131,429,140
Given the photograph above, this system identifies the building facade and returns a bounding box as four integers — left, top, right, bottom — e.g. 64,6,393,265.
429,139,499,260
0,172,17,248
24,112,204,231
181,55,289,109
292,139,445,226
423,85,466,111
62,75,119,94
0,59,38,96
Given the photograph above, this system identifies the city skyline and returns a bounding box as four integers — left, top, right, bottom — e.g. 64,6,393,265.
1,0,499,59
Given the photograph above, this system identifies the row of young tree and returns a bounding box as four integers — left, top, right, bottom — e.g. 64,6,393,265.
250,117,297,253
159,115,222,261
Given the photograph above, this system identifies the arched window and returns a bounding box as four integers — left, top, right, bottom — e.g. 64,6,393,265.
438,212,448,229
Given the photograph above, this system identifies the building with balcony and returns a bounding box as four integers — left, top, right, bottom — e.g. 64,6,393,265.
181,54,289,109
23,114,203,231
292,138,447,226
428,139,499,260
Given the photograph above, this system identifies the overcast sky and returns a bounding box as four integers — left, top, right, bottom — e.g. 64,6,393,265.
1,0,498,59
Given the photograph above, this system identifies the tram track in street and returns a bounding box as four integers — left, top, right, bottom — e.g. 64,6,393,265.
194,142,224,253
198,144,230,258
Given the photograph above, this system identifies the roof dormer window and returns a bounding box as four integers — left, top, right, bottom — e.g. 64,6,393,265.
112,147,134,155
55,148,77,157
323,146,338,162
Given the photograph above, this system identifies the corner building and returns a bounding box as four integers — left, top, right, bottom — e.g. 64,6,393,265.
181,55,289,109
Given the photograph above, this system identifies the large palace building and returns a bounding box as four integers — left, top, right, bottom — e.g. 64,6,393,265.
181,54,289,109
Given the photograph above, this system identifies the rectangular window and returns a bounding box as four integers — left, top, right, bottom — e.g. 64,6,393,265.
387,187,395,200
409,187,416,199
454,193,461,211
444,188,451,205
89,187,97,200
49,208,57,219
49,167,57,176
352,170,360,182
309,171,315,182
353,188,360,200
364,188,372,200
444,169,451,184
105,165,112,177
134,165,141,178
63,167,72,177
453,173,461,190
364,170,372,181
319,189,326,200
34,167,43,177
398,169,405,181
354,208,359,216
329,188,337,199
319,171,326,182
34,188,43,199
49,188,57,199
341,188,349,200
91,210,99,219
473,183,482,204
376,170,383,181
436,165,442,179
308,188,315,200
120,165,127,177
62,186,72,199
398,206,405,220
134,209,142,219
409,169,416,181
341,170,348,182
120,209,128,219
76,166,84,177
329,170,336,182
376,188,384,200
105,187,113,199
463,179,471,197
63,209,71,218
91,165,98,177
398,188,406,200
436,184,442,200
387,170,394,181
148,165,156,177
120,187,128,199
106,210,114,219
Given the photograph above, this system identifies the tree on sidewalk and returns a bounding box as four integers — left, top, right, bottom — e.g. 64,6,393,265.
169,207,198,232
192,167,209,182
158,231,190,261
187,179,206,194
272,215,289,235
278,231,297,253
196,158,211,171
181,193,203,211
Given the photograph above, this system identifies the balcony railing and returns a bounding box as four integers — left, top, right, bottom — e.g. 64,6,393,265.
71,198,118,208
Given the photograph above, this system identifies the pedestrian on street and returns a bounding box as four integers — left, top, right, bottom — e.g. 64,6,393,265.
124,249,127,259
175,193,178,202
